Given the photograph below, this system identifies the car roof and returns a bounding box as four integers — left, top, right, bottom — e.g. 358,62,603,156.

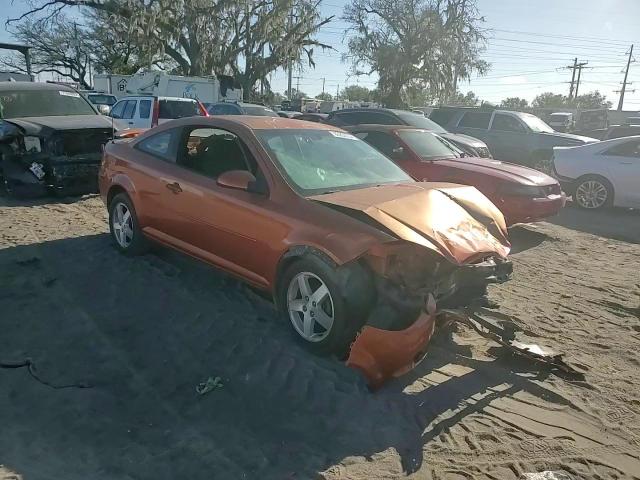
118,95,197,102
0,81,77,91
344,124,423,133
182,115,340,130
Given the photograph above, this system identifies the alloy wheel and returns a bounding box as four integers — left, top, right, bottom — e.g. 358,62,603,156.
112,202,134,248
575,180,608,209
287,272,335,342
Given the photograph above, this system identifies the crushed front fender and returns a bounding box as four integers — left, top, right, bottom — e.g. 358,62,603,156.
346,294,437,389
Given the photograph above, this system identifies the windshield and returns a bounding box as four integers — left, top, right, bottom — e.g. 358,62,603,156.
243,105,280,117
397,130,459,159
519,113,554,133
395,111,447,133
88,94,116,106
549,114,570,121
257,129,412,195
0,89,97,118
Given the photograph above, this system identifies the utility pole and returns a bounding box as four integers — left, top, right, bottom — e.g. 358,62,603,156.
321,77,326,95
567,58,578,99
336,83,339,99
574,61,588,98
617,44,635,111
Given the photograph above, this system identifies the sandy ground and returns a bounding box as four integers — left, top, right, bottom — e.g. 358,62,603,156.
0,195,639,480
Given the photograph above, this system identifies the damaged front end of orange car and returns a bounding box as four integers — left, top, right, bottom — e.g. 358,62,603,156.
347,241,513,388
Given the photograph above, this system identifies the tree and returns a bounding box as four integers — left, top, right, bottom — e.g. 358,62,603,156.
341,85,372,101
575,91,612,109
532,92,568,109
449,90,480,106
316,92,333,100
1,15,93,88
532,90,611,110
500,97,529,110
290,88,308,99
12,0,334,95
85,9,150,75
343,0,488,107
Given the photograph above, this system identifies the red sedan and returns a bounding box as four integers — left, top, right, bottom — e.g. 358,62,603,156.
348,125,566,226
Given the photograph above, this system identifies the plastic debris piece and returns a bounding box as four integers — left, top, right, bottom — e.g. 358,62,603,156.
196,376,224,395
520,472,573,480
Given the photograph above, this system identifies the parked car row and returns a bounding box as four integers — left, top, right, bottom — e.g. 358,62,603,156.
3,80,633,386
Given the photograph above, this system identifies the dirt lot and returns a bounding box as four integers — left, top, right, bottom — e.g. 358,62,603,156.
1,195,639,480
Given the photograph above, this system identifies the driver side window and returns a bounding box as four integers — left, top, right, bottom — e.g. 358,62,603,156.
177,127,256,179
491,114,525,132
110,101,125,119
358,131,402,158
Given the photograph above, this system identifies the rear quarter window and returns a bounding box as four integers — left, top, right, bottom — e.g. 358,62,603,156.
458,111,492,129
159,100,201,119
429,109,458,126
136,130,177,161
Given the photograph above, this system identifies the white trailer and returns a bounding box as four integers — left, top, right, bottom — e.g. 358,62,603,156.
93,72,242,103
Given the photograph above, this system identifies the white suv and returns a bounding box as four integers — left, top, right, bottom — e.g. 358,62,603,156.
109,95,207,129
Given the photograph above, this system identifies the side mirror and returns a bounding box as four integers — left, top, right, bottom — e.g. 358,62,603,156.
216,170,257,191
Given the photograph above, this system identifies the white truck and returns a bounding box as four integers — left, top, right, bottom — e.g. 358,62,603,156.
93,72,242,104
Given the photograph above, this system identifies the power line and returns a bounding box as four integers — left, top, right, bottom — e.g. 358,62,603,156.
489,28,637,47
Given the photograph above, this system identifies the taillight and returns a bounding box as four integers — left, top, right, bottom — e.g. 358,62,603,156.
198,101,209,117
151,99,159,127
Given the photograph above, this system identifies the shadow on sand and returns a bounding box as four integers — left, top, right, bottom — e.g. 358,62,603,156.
0,234,577,479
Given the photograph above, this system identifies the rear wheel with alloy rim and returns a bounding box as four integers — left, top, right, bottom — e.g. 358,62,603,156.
108,192,149,255
574,175,612,210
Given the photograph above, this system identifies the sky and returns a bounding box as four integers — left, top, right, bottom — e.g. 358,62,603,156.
1,0,639,110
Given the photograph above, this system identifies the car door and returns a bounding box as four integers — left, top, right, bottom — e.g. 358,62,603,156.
109,99,128,130
600,139,640,207
151,125,274,286
132,98,152,129
119,99,138,129
487,112,529,162
455,111,492,144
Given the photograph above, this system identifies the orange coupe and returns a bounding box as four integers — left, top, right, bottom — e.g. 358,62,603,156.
99,116,512,387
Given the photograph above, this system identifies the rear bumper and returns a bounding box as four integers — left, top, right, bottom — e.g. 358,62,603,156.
500,193,566,225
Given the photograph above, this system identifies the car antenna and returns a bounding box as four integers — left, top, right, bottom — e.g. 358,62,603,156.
111,111,115,142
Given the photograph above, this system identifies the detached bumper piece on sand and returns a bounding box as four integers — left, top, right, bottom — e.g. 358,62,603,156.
0,119,111,197
311,184,577,388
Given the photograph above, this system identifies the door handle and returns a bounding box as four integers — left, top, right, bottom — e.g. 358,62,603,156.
128,121,134,125
619,162,633,165
166,182,183,194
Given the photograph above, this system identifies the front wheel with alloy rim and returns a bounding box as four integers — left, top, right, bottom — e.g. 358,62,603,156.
279,256,361,356
108,193,149,255
574,175,613,210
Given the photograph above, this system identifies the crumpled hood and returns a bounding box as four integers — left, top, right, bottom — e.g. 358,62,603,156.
6,115,113,136
440,132,487,149
311,182,510,265
436,157,557,186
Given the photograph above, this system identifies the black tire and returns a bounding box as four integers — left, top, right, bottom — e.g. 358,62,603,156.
278,255,365,356
108,192,149,255
573,175,614,210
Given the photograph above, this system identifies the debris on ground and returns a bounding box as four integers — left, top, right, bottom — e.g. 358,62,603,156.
439,308,585,378
196,376,224,395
